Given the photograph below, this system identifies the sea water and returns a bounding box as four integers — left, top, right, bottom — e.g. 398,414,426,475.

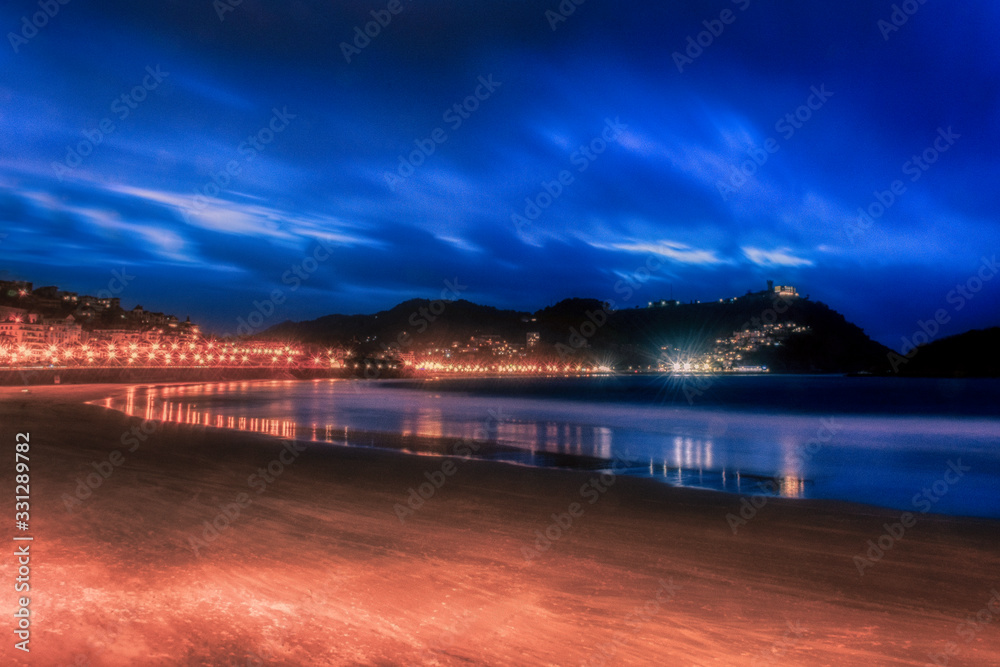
100,375,1000,518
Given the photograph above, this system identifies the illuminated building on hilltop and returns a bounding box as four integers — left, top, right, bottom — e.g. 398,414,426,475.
651,279,802,308
767,280,799,298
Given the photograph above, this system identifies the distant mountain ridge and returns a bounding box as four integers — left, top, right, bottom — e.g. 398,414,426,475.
261,294,894,373
891,327,1000,378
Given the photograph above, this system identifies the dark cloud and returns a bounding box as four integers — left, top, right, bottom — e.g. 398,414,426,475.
1,0,998,343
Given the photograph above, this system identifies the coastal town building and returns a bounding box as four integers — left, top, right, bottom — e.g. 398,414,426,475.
0,277,199,360
0,313,83,348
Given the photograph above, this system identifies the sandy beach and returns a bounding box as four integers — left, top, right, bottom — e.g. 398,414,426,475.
2,383,998,666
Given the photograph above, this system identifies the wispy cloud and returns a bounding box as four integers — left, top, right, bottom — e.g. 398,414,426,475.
597,240,726,266
742,247,814,267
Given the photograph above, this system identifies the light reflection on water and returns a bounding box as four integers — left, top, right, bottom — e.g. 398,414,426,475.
100,381,812,499
95,379,1000,516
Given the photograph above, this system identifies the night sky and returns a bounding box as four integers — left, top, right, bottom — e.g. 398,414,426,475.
1,1,998,346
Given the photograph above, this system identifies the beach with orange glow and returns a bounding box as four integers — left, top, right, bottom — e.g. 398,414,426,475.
3,382,999,666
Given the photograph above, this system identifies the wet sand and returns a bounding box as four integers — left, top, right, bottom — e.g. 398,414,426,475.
1,383,998,666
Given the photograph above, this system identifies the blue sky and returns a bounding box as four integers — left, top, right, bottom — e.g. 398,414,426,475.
0,0,998,346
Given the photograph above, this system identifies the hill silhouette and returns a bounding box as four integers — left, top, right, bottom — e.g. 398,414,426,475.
892,328,1000,377
261,294,892,373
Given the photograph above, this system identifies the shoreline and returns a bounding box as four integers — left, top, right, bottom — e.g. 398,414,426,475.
7,367,1000,389
94,379,1000,521
0,366,353,387
2,383,998,665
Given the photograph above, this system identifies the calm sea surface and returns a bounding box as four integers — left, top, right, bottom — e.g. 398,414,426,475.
99,375,1000,518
